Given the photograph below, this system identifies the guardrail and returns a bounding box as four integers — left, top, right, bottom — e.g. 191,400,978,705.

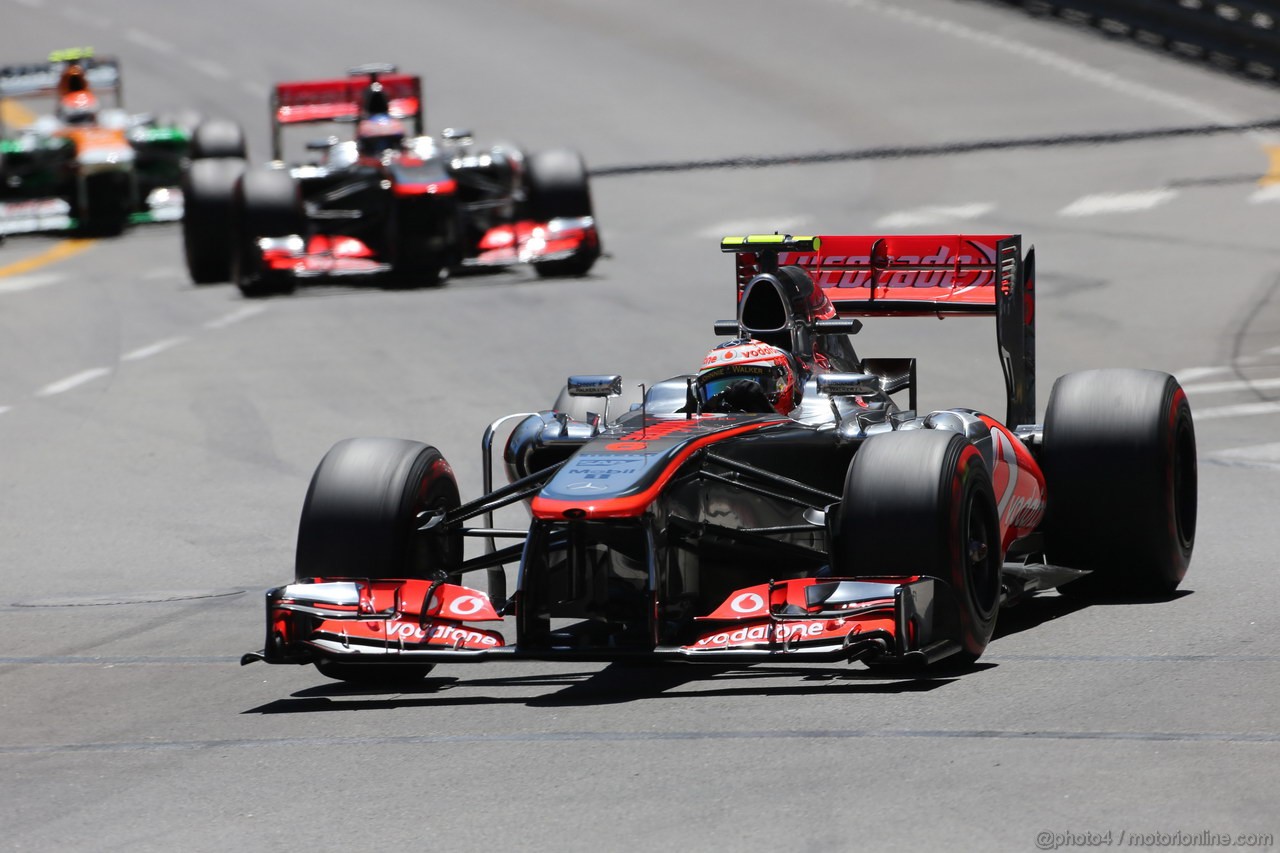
992,1,1280,83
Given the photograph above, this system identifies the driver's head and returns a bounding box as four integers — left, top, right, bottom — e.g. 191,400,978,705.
697,339,800,415
356,115,405,157
57,90,99,126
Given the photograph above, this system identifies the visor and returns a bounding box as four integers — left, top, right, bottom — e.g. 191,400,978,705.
698,365,784,402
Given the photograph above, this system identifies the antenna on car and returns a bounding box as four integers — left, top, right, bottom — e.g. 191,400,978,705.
639,383,647,437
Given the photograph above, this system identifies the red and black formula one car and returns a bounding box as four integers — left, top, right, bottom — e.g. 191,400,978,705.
181,65,600,296
243,233,1197,684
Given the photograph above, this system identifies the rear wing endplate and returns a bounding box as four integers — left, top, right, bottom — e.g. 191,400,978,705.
0,53,121,103
270,71,424,159
723,233,1036,427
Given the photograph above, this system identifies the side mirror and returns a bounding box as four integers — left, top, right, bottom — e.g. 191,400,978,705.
814,318,863,335
305,137,338,151
713,320,739,336
567,375,622,398
442,127,473,141
816,373,882,397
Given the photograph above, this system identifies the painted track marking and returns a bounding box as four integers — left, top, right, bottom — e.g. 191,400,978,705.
1059,189,1178,216
0,273,64,294
121,337,188,362
876,202,994,228
0,239,96,278
204,305,267,330
36,367,111,397
1194,401,1280,420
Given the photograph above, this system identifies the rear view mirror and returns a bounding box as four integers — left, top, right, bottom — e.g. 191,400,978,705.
816,373,882,397
567,375,622,398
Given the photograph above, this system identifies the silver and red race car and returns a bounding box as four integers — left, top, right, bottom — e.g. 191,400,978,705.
243,233,1196,684
181,65,600,295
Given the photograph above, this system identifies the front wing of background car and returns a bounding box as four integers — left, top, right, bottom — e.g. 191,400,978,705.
241,574,968,668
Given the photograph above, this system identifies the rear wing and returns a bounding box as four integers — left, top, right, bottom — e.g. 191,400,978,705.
270,69,423,159
0,50,122,105
723,233,1037,427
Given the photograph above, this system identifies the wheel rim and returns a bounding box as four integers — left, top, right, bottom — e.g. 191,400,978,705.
965,494,1001,618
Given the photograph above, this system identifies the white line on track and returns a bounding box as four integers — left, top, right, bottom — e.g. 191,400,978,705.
1183,377,1280,395
186,58,231,81
1174,366,1233,383
876,203,994,228
0,273,64,295
12,0,43,7
121,337,187,362
1194,401,1280,420
697,216,809,239
0,406,11,415
1059,189,1178,217
125,28,175,56
36,367,111,397
203,305,267,330
141,267,179,281
1248,185,1280,204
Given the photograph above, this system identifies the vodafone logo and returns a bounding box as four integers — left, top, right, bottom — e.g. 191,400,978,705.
730,592,765,614
448,595,486,617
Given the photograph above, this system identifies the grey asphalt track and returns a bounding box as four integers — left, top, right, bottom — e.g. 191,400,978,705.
2,1,1279,850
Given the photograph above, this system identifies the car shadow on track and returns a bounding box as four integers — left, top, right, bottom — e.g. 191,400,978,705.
241,661,973,715
993,589,1193,642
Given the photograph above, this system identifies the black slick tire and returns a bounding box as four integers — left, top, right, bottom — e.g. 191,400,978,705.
1039,369,1197,598
296,438,463,686
525,148,598,278
181,156,245,283
834,429,1001,664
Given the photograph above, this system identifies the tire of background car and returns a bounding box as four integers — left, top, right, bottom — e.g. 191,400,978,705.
296,438,463,685
232,167,304,297
833,429,1002,665
551,383,645,423
1039,368,1197,599
189,119,246,160
180,156,245,283
524,148,599,278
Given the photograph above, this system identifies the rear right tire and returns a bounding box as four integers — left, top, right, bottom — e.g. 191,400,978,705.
1039,369,1197,598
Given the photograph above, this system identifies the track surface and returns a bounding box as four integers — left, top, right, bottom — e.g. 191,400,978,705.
2,1,1279,850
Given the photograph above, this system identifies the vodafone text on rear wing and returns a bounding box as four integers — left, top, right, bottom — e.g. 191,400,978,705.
723,233,1037,428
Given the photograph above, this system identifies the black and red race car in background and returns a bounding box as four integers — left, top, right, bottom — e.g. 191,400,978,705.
243,233,1196,685
180,65,600,296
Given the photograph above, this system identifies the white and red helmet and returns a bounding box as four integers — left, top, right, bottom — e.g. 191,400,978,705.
697,339,800,415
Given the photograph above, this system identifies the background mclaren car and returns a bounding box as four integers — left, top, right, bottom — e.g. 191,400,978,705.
180,65,601,296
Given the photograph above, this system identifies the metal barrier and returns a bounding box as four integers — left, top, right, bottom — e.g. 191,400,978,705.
993,0,1280,82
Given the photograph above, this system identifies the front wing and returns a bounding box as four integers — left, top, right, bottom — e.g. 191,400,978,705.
242,574,966,668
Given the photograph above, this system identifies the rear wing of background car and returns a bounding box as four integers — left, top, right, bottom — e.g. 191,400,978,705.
723,233,1037,428
0,48,122,109
270,66,424,159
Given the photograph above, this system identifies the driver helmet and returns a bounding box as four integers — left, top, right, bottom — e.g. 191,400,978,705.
57,90,99,126
357,114,405,157
697,339,800,415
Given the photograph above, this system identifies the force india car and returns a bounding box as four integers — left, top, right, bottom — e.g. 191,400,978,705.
0,48,218,236
180,66,601,296
242,233,1197,685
